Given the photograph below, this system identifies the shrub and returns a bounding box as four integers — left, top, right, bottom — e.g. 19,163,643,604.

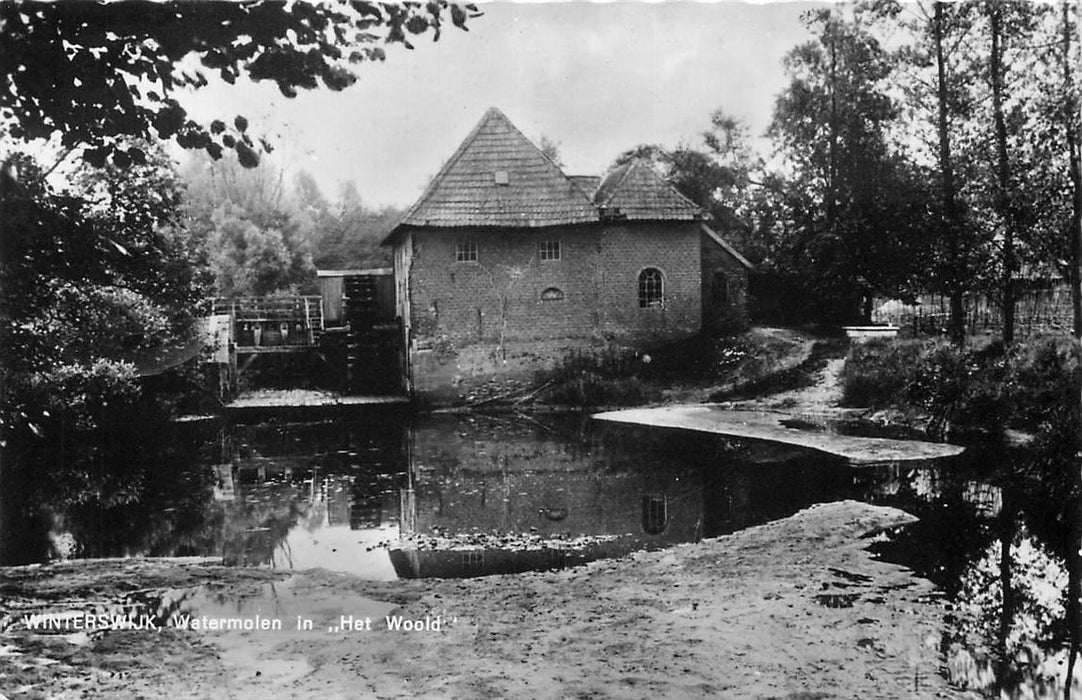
840,339,922,408
535,346,661,407
842,334,1080,440
540,372,659,407
1001,335,1080,429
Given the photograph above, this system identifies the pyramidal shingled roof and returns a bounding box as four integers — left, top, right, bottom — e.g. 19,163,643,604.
396,108,598,229
594,159,702,221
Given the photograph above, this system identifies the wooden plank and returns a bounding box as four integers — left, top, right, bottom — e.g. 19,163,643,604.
235,345,314,354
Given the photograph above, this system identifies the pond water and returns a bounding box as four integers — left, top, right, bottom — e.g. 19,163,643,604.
0,408,1075,696
0,410,919,576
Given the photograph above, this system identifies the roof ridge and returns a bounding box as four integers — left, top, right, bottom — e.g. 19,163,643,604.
631,158,703,214
496,110,594,205
594,157,703,221
389,107,599,233
648,161,705,214
595,160,634,208
396,107,505,228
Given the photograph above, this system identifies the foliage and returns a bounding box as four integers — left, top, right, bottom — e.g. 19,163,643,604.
841,335,1080,439
609,109,762,259
536,347,660,407
948,531,1069,695
0,1,479,168
2,149,207,378
536,135,564,167
0,151,210,556
765,7,932,322
294,174,403,270
869,1,1080,341
181,157,315,296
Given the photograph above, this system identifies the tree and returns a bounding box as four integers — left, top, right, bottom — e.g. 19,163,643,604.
1051,1,1082,692
288,173,403,271
181,157,316,296
0,1,479,169
926,1,982,343
0,150,214,564
767,7,930,322
537,135,564,167
609,111,760,243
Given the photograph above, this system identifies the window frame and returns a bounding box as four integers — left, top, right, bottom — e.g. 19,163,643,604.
638,267,664,308
539,239,561,262
455,239,478,263
539,287,565,303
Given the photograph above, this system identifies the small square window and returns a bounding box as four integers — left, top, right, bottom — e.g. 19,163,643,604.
539,240,560,261
455,240,478,263
494,171,509,185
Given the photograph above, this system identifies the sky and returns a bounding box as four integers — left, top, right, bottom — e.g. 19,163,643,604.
181,2,824,209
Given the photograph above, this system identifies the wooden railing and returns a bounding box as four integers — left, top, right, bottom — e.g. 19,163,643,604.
212,296,322,348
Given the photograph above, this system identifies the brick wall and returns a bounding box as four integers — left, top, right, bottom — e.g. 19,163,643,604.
701,231,750,332
406,227,602,345
596,221,702,342
400,222,705,403
406,223,702,346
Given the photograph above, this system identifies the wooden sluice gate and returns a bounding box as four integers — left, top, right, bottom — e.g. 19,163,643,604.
207,268,406,398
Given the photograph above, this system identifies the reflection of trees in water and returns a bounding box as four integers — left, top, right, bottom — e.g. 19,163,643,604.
214,482,310,567
31,420,220,561
945,525,1069,697
866,449,1082,696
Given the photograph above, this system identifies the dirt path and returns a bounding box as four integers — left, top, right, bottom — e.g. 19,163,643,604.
1,502,980,700
599,335,964,465
733,355,849,414
661,327,818,405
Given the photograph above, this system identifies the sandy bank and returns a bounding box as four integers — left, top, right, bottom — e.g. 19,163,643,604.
1,501,979,699
595,405,965,465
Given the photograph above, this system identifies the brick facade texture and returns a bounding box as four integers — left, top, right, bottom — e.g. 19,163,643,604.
399,222,747,403
407,221,703,347
701,234,750,332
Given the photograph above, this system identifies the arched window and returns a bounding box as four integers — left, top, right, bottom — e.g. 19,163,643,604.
638,268,664,308
641,495,668,534
540,287,565,302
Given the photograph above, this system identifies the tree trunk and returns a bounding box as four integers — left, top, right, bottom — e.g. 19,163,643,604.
990,2,1017,345
1063,2,1082,696
827,24,840,231
935,2,967,345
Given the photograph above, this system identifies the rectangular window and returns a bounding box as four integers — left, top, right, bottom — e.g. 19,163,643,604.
539,240,560,261
455,240,478,263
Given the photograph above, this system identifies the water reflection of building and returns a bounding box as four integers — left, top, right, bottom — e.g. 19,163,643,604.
391,415,858,578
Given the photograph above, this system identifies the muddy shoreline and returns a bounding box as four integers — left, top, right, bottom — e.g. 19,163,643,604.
0,501,984,699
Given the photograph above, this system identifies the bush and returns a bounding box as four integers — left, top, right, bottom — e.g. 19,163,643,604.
540,372,659,407
842,334,1080,439
1001,335,1079,429
840,338,923,408
535,346,661,407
